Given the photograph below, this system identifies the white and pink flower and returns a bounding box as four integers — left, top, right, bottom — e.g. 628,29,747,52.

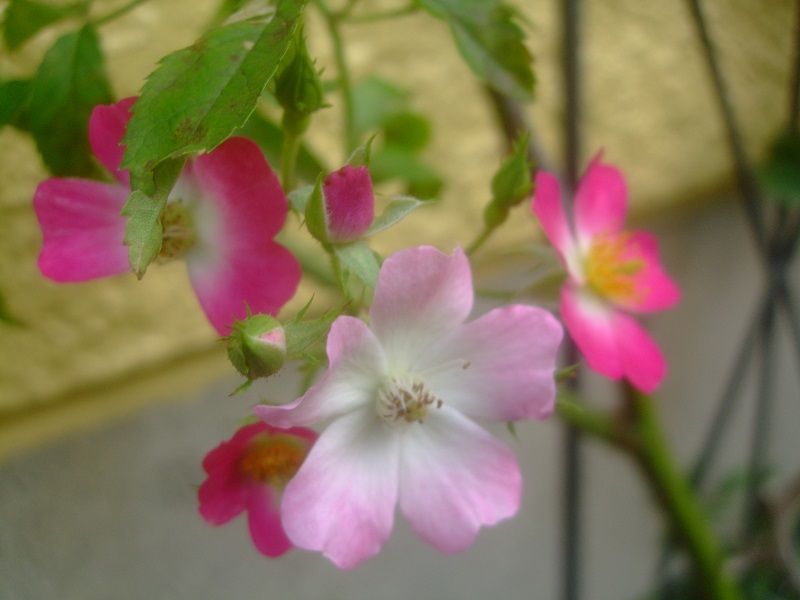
33,97,301,334
532,154,680,393
256,245,563,569
198,422,317,557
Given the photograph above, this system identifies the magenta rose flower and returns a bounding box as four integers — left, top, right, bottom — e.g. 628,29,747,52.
198,422,317,557
33,97,301,334
532,154,680,393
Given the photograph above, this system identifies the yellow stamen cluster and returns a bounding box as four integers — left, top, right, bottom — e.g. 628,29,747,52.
584,233,644,303
158,201,197,261
377,378,443,425
239,435,307,488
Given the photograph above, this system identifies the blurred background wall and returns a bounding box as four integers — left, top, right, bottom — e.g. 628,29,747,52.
1,0,798,598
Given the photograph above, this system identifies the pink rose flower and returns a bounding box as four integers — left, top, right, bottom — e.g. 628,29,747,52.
532,154,680,393
198,422,317,557
256,246,563,569
33,97,301,334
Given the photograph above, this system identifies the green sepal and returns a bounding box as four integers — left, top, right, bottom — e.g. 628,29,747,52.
304,175,328,243
366,195,429,237
333,241,381,290
346,135,376,168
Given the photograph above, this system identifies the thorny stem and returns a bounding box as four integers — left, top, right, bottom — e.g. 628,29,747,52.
315,0,358,157
92,0,152,26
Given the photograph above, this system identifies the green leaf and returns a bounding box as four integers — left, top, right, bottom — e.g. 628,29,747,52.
121,159,183,278
491,132,532,206
333,241,380,289
366,195,428,236
761,129,800,207
26,24,112,176
0,79,31,130
418,0,534,100
3,0,88,51
383,111,431,152
284,306,340,360
484,132,532,228
351,76,408,138
235,110,325,182
275,31,326,131
122,0,307,179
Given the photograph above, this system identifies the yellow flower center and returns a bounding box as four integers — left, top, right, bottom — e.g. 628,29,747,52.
239,434,308,489
158,201,197,261
584,233,644,303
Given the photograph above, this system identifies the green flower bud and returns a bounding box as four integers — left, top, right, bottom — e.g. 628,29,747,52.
226,314,286,380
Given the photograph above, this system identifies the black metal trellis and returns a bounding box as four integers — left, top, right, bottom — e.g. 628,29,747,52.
491,1,800,597
654,0,800,593
560,0,583,599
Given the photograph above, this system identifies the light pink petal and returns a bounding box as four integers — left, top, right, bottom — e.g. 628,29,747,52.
188,241,300,335
33,178,130,282
323,165,375,243
421,305,563,421
186,136,300,334
398,407,521,554
255,316,386,428
614,312,667,393
280,409,400,569
574,154,628,244
560,285,624,380
246,487,292,557
532,170,575,260
89,97,136,185
370,246,473,368
622,232,681,313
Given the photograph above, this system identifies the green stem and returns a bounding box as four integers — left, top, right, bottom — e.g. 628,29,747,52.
466,225,494,256
556,396,620,445
628,391,741,600
92,0,152,26
315,0,357,156
280,128,301,192
555,391,741,599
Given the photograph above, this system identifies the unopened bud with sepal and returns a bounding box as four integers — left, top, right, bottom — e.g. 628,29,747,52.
226,314,286,380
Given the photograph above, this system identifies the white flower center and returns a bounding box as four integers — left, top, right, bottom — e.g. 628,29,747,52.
376,377,442,425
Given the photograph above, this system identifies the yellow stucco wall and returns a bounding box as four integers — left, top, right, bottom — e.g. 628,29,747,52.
0,0,792,460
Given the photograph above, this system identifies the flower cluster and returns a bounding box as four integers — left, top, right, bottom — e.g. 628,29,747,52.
32,100,678,567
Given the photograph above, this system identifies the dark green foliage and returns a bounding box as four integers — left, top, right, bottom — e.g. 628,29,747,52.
27,25,113,176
